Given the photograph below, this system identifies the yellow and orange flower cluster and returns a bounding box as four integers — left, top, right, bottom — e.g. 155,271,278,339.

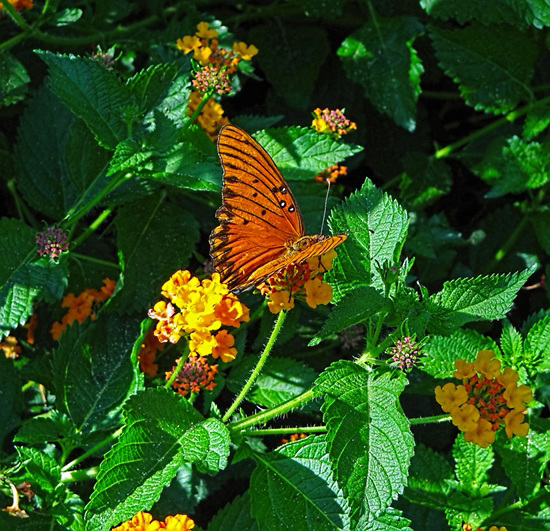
51,278,116,340
315,164,347,184
0,0,32,12
138,330,165,378
177,21,258,72
312,108,356,138
166,354,218,397
435,350,532,448
258,251,337,313
178,22,258,140
149,270,249,362
1,336,22,359
187,91,229,141
112,511,194,531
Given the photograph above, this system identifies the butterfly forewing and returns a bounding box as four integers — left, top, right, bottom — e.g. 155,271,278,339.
210,124,346,292
216,125,305,238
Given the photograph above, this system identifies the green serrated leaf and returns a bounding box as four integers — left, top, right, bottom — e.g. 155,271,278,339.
422,329,499,378
524,315,550,370
338,16,424,131
110,194,199,314
126,62,179,117
248,24,330,110
427,268,534,334
403,444,453,512
421,0,524,26
309,286,386,346
53,313,142,431
495,430,546,500
207,492,258,531
85,389,209,531
250,435,350,530
0,52,29,107
315,362,414,522
400,153,452,208
327,177,409,302
429,23,537,114
500,319,524,365
253,126,362,181
37,51,131,149
16,446,62,493
453,435,494,491
474,136,550,197
227,357,318,408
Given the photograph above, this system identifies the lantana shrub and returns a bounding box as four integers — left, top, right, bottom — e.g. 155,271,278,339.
0,2,549,531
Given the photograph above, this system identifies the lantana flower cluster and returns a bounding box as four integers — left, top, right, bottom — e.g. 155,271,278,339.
51,278,117,340
36,227,69,260
0,0,32,12
149,271,249,395
312,108,357,138
178,22,258,140
315,164,347,184
388,336,421,371
435,350,532,448
112,511,194,531
258,251,337,313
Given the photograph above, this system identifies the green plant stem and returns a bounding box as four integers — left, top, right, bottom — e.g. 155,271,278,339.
434,94,550,159
480,215,530,274
61,427,123,473
229,387,315,433
223,310,287,424
64,174,131,229
164,351,189,389
0,6,179,53
70,208,114,250
70,252,120,270
185,90,215,129
241,425,326,437
409,414,451,425
61,467,99,483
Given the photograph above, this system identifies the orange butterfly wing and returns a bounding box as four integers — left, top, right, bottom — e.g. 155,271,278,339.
209,124,346,292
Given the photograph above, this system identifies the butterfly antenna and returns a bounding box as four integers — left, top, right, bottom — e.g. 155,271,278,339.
319,178,331,234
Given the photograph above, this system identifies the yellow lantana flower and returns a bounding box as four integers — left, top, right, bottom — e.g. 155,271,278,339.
463,419,495,449
233,41,258,60
434,383,468,413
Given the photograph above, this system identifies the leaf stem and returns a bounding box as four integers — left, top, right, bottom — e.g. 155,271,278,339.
434,94,550,159
480,214,530,274
409,414,451,425
70,208,113,250
229,387,315,433
70,252,120,270
222,309,287,423
164,350,189,389
241,425,327,437
61,427,123,473
185,90,215,130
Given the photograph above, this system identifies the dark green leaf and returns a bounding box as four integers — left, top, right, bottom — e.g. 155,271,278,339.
328,177,409,302
0,52,29,106
53,313,142,431
38,51,132,149
338,16,424,131
111,193,199,314
253,126,363,181
250,435,350,530
315,363,414,523
430,23,537,114
309,286,386,346
427,268,535,334
248,24,330,110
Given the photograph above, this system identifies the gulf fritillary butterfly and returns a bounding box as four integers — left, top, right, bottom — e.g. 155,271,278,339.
209,124,347,292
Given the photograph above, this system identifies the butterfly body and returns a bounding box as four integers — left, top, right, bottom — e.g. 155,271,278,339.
210,125,346,292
